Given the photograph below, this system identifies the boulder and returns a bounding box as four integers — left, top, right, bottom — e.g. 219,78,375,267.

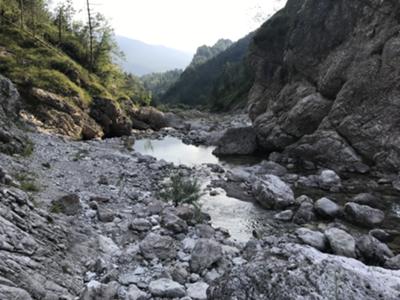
0,285,33,300
352,193,379,207
190,239,223,273
213,127,257,155
131,107,168,130
324,228,356,258
385,255,400,270
80,280,119,300
51,194,81,216
161,210,188,234
207,240,400,300
148,278,185,298
97,207,115,223
139,233,177,260
292,201,316,225
171,264,190,285
187,282,209,300
129,218,152,232
296,228,327,251
252,175,295,210
356,235,393,265
344,202,385,228
317,170,341,190
126,285,148,300
90,97,132,137
314,198,340,219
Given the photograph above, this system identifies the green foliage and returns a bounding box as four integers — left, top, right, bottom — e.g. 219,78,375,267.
49,201,63,214
0,0,150,108
14,172,40,192
161,33,255,111
159,174,202,208
21,140,34,157
141,69,182,104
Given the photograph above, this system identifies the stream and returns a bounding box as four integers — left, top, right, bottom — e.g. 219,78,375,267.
134,135,400,248
134,136,271,242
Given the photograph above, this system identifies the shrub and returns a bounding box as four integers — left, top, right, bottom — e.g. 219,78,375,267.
159,174,202,208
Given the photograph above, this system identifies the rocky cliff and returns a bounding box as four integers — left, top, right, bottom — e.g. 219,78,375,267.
248,0,400,173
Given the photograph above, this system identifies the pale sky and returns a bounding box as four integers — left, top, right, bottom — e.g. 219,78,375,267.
54,0,286,53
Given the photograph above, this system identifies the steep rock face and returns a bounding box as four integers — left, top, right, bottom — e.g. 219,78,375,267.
249,0,400,172
30,88,103,140
0,74,26,154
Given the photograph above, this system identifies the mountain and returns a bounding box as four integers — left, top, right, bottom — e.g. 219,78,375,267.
116,36,193,76
188,39,233,69
161,34,254,111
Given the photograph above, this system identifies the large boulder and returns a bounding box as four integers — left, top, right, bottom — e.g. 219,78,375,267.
148,278,186,298
356,235,393,265
293,201,316,225
131,107,168,130
344,202,385,228
295,228,327,251
252,175,295,210
90,97,132,137
324,228,356,258
208,240,400,300
213,127,257,155
314,197,340,219
139,233,177,260
248,0,400,173
190,239,223,273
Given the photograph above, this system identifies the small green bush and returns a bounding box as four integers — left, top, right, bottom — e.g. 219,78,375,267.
15,171,40,192
159,174,202,208
21,140,34,157
49,202,63,214
20,181,40,192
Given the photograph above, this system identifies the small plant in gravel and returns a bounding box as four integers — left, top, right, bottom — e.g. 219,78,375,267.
159,173,203,209
21,140,34,157
49,202,63,214
14,172,40,192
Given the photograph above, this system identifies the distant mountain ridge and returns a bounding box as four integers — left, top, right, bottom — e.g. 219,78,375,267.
188,39,233,69
160,33,254,111
116,36,193,76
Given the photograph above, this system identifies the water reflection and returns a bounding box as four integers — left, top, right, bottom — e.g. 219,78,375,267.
134,136,219,166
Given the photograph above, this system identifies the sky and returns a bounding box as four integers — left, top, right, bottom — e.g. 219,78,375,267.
54,0,286,53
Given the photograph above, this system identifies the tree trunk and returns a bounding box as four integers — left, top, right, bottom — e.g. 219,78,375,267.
19,0,24,29
86,0,93,70
58,7,63,43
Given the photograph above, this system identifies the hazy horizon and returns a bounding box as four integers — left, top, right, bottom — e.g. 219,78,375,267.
52,0,286,53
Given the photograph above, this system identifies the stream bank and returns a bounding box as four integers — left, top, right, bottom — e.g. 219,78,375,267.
1,111,400,299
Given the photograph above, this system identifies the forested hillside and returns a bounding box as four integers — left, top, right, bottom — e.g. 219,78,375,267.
161,34,254,111
0,0,153,139
140,69,183,104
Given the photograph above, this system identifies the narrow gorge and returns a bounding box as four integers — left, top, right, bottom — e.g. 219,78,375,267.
1,0,400,300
